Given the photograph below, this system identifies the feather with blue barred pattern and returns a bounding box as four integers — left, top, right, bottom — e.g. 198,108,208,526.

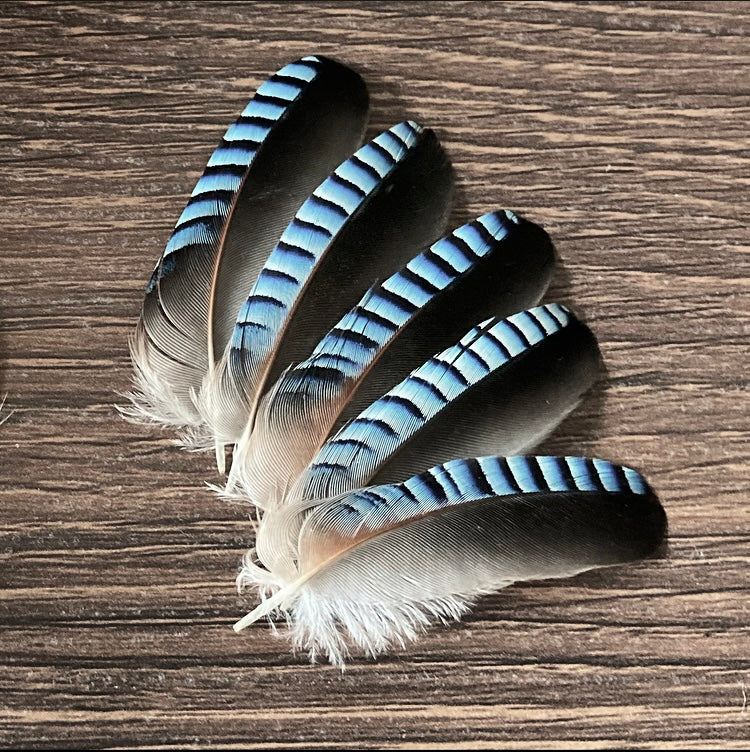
234,454,666,666
198,120,453,457
121,56,369,465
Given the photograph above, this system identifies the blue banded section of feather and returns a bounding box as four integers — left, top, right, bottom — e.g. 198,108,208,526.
299,303,576,500
322,455,651,525
151,56,323,289
291,211,518,380
436,455,648,500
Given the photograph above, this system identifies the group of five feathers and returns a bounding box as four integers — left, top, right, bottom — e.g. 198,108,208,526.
121,55,667,666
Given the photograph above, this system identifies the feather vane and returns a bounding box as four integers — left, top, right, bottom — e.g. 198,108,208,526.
121,55,369,457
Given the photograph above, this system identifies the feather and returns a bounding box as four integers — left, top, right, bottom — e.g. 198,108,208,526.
234,455,667,665
229,210,555,503
199,120,454,457
117,55,667,667
298,303,601,503
121,56,369,455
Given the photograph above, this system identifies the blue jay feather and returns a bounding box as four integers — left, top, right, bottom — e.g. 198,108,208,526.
123,56,667,666
297,304,600,502
123,56,368,450
235,455,666,665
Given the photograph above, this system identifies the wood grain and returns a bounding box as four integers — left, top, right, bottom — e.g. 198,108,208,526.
1,1,748,747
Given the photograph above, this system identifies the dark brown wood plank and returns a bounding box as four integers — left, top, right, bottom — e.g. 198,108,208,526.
1,1,748,747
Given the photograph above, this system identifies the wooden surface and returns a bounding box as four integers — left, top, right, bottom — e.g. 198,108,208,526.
1,1,748,748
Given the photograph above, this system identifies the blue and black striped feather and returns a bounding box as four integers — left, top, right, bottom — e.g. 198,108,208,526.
128,56,369,433
302,454,665,565
232,210,555,502
297,303,601,502
201,120,454,446
235,454,666,662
